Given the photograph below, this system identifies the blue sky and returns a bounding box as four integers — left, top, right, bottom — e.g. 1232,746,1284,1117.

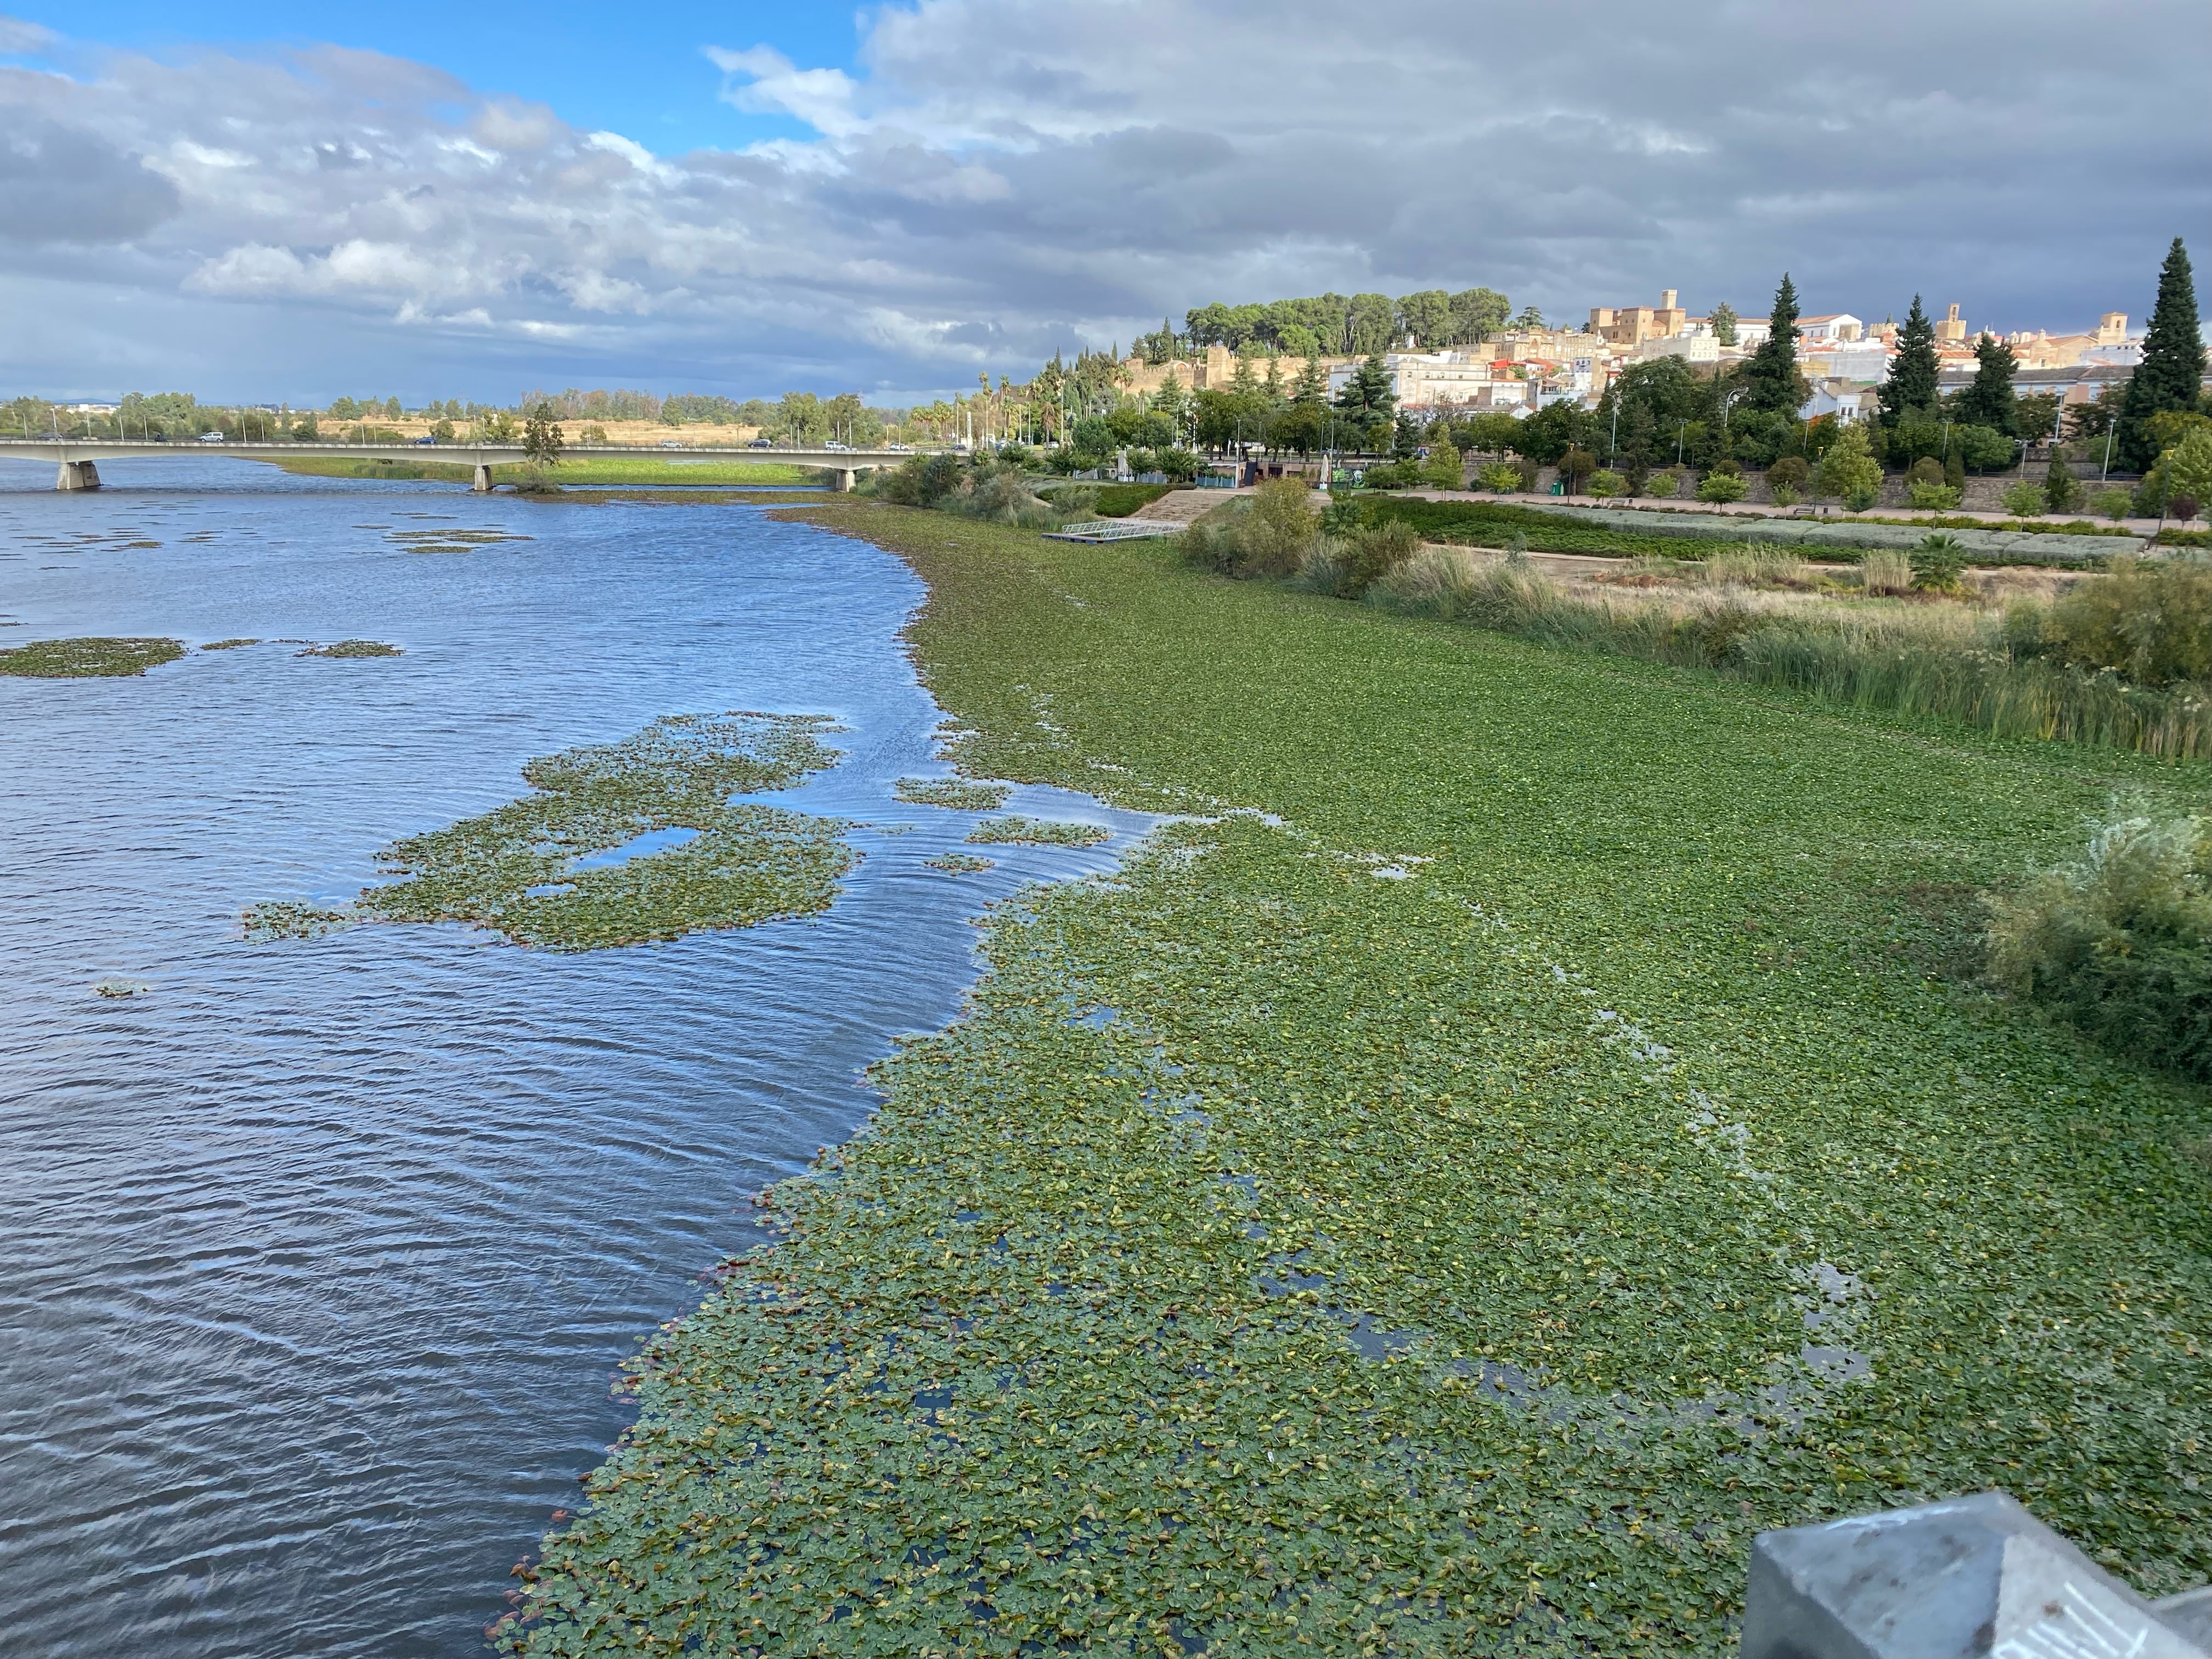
0,1,2204,407
0,0,856,151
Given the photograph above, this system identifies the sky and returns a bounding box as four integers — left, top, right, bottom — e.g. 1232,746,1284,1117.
0,0,2206,407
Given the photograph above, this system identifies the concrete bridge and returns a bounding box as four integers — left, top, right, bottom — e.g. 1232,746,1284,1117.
0,439,934,493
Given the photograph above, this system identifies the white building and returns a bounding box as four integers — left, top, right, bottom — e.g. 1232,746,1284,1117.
1630,333,1721,365
1798,313,1865,343
1328,349,1494,411
1802,340,1892,381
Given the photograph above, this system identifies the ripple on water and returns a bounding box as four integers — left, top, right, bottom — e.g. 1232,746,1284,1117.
0,458,1152,1658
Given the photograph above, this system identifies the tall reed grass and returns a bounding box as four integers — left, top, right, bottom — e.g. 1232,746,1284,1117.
1370,548,2212,760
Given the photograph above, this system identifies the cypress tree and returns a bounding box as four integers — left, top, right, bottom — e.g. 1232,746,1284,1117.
1740,273,1802,413
1880,295,1941,422
1955,334,2020,435
2117,236,2207,472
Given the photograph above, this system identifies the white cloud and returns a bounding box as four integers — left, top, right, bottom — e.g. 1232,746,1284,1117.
705,44,866,140
0,15,54,54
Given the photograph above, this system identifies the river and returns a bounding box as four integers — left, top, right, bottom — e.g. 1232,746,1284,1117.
0,459,1144,1657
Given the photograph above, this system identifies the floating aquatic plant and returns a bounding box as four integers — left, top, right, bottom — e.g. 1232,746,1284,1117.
201,638,260,651
894,776,1012,811
922,851,994,873
297,640,403,658
0,636,185,677
250,712,854,952
965,814,1111,847
91,978,151,998
241,902,357,941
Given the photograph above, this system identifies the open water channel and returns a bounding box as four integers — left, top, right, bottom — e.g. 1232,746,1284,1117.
0,460,1147,1657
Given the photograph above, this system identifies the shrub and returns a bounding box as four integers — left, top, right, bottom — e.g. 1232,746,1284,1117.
1766,456,1810,498
2002,480,2049,517
1861,549,1914,596
2092,487,2135,521
1587,469,1627,498
1176,504,1247,574
1906,456,1946,490
1910,533,1966,593
1769,483,1803,507
1422,444,1464,491
1476,461,1523,494
1159,448,1201,485
1908,481,1964,510
1986,805,2212,1082
2045,555,2212,685
1696,471,1748,503
1333,518,1422,599
878,453,965,507
1643,471,1679,499
1235,477,1322,578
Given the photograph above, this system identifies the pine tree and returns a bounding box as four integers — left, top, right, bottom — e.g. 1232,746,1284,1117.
1290,355,1328,408
2044,455,2079,513
1708,302,1738,347
1334,352,1396,421
1740,274,1802,413
1956,334,2020,435
2117,237,2207,472
1880,295,1941,422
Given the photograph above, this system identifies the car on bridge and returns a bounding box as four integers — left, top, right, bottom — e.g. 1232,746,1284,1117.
658,439,682,449
748,437,774,448
823,440,849,451
197,431,225,443
413,436,437,445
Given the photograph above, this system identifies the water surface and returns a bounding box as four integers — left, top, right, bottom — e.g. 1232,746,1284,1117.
0,458,1144,1656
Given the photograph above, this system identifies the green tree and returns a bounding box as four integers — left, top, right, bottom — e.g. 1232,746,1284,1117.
2117,236,2207,472
1739,273,1803,414
1708,302,1738,347
1397,290,1453,349
2044,456,2080,513
1390,410,1424,458
382,396,402,419
328,396,360,421
1955,333,2020,435
523,403,565,467
1448,287,1510,345
1879,295,1941,423
1816,421,1883,509
2152,426,2212,516
1334,353,1396,423
1346,294,1397,355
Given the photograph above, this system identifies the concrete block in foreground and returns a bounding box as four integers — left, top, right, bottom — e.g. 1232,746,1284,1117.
1741,1489,2209,1658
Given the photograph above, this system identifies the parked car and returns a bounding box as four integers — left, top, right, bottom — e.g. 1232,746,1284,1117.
748,437,775,448
196,431,225,444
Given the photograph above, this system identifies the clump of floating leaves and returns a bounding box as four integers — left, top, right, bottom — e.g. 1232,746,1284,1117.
894,775,1012,811
241,902,357,941
922,851,994,873
388,528,534,556
248,712,853,951
965,814,1111,847
91,978,151,998
201,638,260,651
0,636,185,677
297,640,404,658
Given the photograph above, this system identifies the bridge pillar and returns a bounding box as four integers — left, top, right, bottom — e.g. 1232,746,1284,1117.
834,468,856,493
56,461,101,491
472,465,493,493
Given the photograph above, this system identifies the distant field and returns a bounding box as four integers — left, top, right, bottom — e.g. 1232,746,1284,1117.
259,456,825,486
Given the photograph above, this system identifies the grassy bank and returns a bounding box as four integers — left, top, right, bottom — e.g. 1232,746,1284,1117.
507,504,2211,1656
260,455,823,486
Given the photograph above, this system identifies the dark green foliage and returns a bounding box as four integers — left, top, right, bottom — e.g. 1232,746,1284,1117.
1880,296,1942,423
0,636,184,676
1989,808,2212,1082
1767,456,1810,495
1945,444,1967,493
876,453,968,507
2118,239,2208,473
1708,301,1739,345
1956,335,2021,436
2045,458,2081,514
1331,517,1420,598
1739,273,1803,414
1333,353,1396,422
297,640,403,658
2040,555,2212,684
1910,534,1965,592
